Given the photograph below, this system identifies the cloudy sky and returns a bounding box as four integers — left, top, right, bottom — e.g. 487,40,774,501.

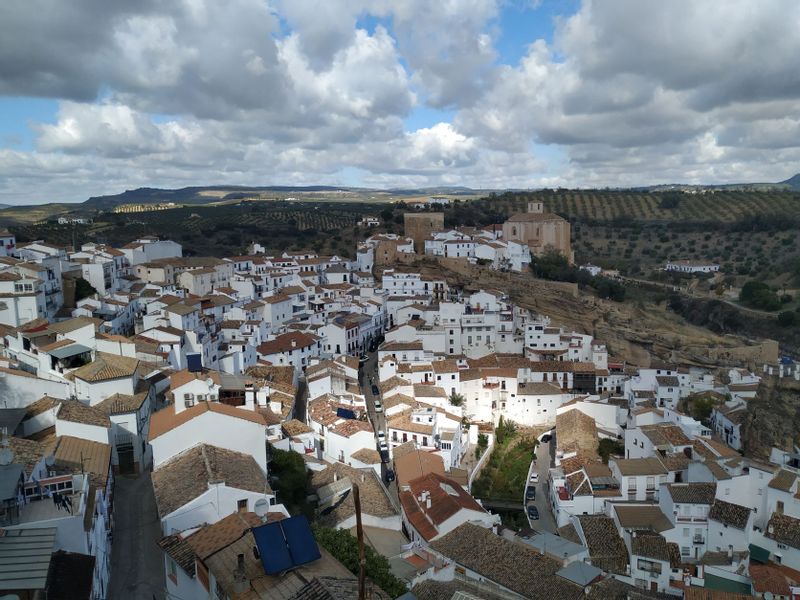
1,0,799,205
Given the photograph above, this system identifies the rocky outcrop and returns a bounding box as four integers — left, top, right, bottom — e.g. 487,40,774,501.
394,256,776,369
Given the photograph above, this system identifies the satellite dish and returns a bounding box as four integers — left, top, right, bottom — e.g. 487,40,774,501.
0,448,13,466
205,378,214,387
254,498,269,518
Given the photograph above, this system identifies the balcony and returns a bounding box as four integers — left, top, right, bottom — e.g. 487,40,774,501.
693,535,705,545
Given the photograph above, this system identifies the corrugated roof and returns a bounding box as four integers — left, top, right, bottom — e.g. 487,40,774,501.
0,528,57,591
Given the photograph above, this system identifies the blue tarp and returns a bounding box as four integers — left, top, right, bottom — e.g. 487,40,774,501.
252,515,320,575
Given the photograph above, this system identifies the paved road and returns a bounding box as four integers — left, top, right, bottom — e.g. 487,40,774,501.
524,438,557,534
108,472,165,600
294,374,308,421
360,348,399,506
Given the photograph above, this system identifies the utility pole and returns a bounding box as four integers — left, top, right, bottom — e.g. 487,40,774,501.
353,483,366,600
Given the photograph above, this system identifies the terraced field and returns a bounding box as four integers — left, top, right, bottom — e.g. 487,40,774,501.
476,190,800,223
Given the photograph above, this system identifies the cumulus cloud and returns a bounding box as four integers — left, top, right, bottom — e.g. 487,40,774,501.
1,0,800,203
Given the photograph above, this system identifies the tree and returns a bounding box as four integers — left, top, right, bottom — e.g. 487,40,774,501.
74,277,97,302
739,280,781,311
448,392,465,407
658,192,682,210
494,416,517,445
690,395,717,422
475,433,489,460
312,526,407,597
269,448,309,513
598,438,624,464
778,311,797,327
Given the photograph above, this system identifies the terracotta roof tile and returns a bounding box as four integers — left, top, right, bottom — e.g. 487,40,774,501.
429,523,583,599
56,400,111,428
188,510,284,561
149,402,266,441
152,445,268,518
766,512,800,549
708,499,750,529
54,436,111,487
158,533,196,576
577,515,629,575
67,352,140,383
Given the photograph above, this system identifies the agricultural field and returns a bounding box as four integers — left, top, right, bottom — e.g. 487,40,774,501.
440,190,800,287
467,189,800,224
11,200,398,258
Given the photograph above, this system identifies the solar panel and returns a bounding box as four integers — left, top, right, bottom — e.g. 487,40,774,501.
336,407,356,420
252,521,292,575
282,515,321,567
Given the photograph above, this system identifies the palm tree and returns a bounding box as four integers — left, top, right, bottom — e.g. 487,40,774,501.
448,392,465,407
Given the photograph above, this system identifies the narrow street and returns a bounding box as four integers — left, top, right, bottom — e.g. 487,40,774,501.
359,347,399,506
524,437,557,534
294,374,308,421
108,472,165,600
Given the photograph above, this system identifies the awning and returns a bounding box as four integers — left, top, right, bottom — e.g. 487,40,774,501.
749,543,770,564
49,344,92,360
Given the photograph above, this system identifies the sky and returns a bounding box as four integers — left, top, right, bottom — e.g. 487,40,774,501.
1,0,800,205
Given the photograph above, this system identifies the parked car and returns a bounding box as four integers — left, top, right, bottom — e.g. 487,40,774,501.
374,400,383,413
527,505,539,520
384,469,395,483
371,384,380,396
529,472,539,484
377,430,386,443
379,446,390,463
525,486,536,501
359,353,369,363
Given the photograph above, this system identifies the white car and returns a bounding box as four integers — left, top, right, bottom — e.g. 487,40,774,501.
379,441,389,453
377,430,386,442
529,472,539,483
374,400,383,413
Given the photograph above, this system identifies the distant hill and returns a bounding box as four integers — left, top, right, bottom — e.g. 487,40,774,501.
781,173,800,190
81,185,497,210
639,173,800,193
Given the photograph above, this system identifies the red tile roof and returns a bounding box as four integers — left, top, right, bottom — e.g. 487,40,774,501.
148,402,266,441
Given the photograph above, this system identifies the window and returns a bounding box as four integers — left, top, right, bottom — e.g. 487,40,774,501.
237,499,248,512
168,558,178,582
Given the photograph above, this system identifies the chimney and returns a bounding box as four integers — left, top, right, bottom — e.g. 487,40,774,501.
233,553,248,594
291,339,297,348
727,545,733,559
426,496,431,510
334,472,338,482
